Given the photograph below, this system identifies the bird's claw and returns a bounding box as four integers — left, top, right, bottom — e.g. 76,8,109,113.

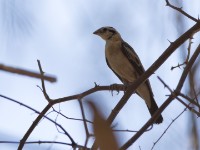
109,84,124,96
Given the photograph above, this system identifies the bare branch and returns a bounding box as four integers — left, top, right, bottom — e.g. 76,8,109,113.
53,84,125,104
165,0,199,22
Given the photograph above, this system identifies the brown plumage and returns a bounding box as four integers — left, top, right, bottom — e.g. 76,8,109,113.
93,26,163,124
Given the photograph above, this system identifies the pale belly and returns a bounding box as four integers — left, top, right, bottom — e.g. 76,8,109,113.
105,43,136,83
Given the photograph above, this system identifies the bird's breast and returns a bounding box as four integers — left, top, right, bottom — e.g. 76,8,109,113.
105,42,136,82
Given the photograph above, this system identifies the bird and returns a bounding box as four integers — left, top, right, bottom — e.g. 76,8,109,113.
93,26,163,124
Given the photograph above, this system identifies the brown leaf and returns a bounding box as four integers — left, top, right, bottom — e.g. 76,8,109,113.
89,102,118,150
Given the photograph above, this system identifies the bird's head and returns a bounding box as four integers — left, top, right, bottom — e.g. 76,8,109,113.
93,26,122,42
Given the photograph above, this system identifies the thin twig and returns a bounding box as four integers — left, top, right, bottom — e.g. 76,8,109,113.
52,108,93,124
171,37,193,70
0,141,89,149
165,0,199,22
171,62,186,70
78,99,90,147
151,107,187,150
113,125,153,133
179,93,200,109
54,84,125,104
157,76,200,116
37,60,51,102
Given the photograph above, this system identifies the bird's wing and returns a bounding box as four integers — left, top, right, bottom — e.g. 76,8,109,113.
122,41,163,124
121,41,145,75
106,58,124,83
121,41,154,95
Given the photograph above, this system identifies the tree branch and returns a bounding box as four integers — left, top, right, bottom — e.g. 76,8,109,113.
0,94,76,149
119,44,200,150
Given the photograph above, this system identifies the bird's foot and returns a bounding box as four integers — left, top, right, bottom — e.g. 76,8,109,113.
109,84,125,96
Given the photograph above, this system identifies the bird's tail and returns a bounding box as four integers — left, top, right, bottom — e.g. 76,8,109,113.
147,98,163,124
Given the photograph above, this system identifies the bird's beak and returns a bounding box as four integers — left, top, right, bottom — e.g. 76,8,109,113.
93,29,100,35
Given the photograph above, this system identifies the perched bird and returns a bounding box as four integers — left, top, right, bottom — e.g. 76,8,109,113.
93,26,163,124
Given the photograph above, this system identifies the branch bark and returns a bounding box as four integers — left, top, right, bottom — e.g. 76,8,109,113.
120,44,200,150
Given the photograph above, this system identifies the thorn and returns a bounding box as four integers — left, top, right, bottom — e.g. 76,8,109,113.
165,0,169,6
94,82,99,87
111,90,114,96
116,91,120,95
37,85,43,92
178,63,181,68
167,39,173,44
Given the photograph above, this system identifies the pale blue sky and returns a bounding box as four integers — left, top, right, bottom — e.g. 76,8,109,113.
0,0,200,149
